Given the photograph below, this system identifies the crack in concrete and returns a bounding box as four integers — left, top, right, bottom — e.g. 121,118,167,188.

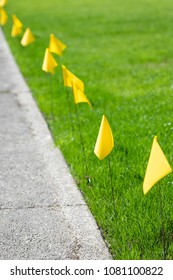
0,203,86,211
0,91,12,94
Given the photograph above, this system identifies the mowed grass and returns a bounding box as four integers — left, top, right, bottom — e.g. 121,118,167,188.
3,0,173,259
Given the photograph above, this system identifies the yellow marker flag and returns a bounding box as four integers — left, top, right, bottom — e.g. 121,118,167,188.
49,34,66,56
94,115,114,160
72,81,92,107
0,0,7,8
0,8,7,25
12,14,23,28
42,48,58,74
21,28,35,46
11,15,23,37
143,136,172,195
62,65,84,91
11,24,23,37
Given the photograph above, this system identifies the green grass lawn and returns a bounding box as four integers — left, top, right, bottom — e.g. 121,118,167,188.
2,0,173,259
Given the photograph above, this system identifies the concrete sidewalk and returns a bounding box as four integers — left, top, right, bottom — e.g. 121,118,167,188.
0,29,111,259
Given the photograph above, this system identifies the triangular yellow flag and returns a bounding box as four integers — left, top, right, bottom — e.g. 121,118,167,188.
72,81,92,107
21,28,35,46
11,15,23,37
0,8,7,25
62,65,84,91
49,34,66,56
143,136,172,195
11,24,23,37
94,115,114,160
12,14,23,28
42,48,58,74
0,0,7,8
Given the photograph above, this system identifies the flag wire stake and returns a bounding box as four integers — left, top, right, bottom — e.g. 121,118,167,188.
74,104,88,175
107,155,116,216
158,183,167,259
50,74,55,121
65,87,75,139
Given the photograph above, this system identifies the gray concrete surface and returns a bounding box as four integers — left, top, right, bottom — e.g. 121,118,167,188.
0,28,111,259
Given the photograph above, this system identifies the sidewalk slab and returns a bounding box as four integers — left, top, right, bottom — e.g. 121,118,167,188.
0,29,112,260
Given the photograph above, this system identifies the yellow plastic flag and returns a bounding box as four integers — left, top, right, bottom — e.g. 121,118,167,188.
94,115,114,160
72,81,92,107
11,24,23,37
143,136,172,195
62,65,84,91
11,15,23,37
12,14,23,28
0,8,7,25
42,48,58,74
0,0,7,8
21,28,35,46
49,34,66,56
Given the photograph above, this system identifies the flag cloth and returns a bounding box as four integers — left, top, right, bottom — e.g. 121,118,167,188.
21,28,35,46
143,136,172,195
11,14,23,37
0,0,7,7
0,8,7,25
94,115,114,160
62,65,84,91
72,81,92,107
12,14,23,28
42,48,58,74
49,34,66,56
11,24,23,37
